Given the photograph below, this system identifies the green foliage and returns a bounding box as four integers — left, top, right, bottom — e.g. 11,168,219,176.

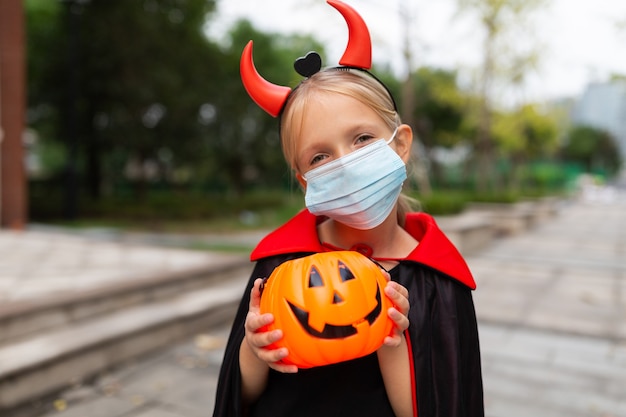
409,185,560,215
26,0,224,201
411,67,467,149
522,161,571,191
415,190,470,215
77,0,221,158
419,189,519,215
32,136,67,176
25,0,64,146
467,191,520,204
561,125,623,176
30,181,304,229
492,104,558,156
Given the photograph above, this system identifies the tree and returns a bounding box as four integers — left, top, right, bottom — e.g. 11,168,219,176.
26,0,222,206
77,0,221,198
455,0,547,191
562,126,622,176
491,104,558,189
411,68,466,150
25,0,66,173
408,67,468,187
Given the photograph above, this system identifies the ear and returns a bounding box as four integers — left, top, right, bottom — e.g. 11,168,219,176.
393,124,413,163
295,172,307,190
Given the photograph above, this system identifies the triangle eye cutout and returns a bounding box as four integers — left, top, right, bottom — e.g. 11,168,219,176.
338,261,356,282
332,292,344,304
309,266,324,288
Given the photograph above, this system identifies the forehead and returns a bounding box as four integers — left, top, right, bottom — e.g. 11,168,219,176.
298,91,383,137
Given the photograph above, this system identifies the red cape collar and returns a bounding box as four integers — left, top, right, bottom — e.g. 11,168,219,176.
250,209,476,290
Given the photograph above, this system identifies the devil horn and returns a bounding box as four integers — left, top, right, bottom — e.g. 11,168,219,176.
240,41,292,117
327,0,372,69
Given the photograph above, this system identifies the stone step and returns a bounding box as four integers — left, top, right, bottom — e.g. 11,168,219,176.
0,256,250,346
0,271,250,412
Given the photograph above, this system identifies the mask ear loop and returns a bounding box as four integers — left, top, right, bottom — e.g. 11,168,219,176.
386,127,399,145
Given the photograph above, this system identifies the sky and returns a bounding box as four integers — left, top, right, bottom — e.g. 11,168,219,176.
206,0,626,104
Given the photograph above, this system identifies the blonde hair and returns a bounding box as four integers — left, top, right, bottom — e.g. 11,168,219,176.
279,68,418,224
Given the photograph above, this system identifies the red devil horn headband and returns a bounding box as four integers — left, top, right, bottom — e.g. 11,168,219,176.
240,0,372,117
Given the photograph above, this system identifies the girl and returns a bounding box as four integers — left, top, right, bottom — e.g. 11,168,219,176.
213,2,483,416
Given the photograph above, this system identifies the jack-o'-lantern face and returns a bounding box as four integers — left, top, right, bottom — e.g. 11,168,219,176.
260,251,394,369
288,260,383,339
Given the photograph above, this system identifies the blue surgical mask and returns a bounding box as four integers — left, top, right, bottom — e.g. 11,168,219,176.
303,128,406,230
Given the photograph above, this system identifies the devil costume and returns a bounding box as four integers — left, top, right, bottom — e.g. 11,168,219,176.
213,1,483,415
212,210,483,417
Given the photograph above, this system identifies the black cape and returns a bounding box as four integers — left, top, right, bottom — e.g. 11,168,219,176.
212,210,484,417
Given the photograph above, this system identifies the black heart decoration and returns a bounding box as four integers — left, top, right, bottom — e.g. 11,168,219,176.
294,51,322,78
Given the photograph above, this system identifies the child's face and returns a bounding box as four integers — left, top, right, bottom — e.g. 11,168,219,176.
294,92,397,177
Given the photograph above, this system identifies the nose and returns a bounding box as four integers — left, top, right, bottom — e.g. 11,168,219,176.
334,144,355,159
332,291,344,304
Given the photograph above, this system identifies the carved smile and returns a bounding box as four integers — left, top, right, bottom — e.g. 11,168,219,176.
287,286,383,339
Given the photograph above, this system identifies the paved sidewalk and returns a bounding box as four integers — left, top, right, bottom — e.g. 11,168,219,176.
0,228,251,306
471,194,626,417
6,188,626,417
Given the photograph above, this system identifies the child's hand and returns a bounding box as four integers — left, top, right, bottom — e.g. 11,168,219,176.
243,278,298,373
381,271,410,347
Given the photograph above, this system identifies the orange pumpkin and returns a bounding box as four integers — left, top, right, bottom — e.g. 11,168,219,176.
260,251,394,368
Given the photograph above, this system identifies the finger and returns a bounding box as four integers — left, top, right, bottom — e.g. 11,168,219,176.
384,282,410,315
249,278,264,311
255,344,289,363
254,345,298,373
388,307,410,332
246,329,283,349
245,311,274,333
383,333,402,348
269,361,299,373
385,280,409,299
